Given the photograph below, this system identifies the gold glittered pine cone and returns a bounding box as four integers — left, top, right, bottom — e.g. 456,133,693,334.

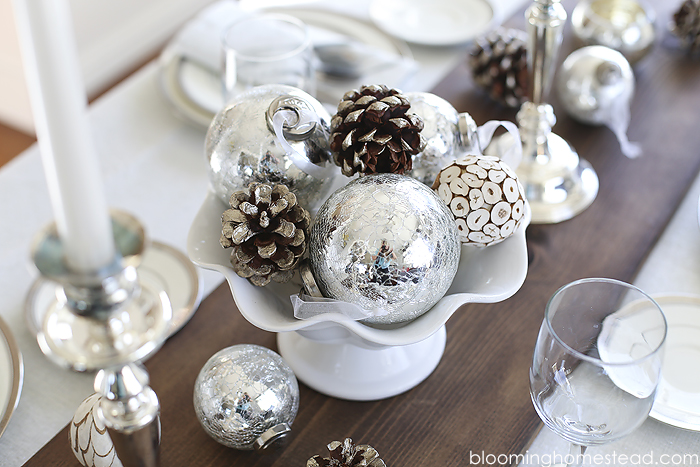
672,0,700,54
307,438,386,467
469,28,528,108
220,182,310,287
330,84,426,177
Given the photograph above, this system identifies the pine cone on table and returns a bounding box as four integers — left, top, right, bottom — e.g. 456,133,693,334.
671,0,700,53
307,438,386,467
330,84,426,177
220,182,310,287
469,28,528,108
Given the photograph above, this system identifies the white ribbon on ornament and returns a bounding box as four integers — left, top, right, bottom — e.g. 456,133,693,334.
272,109,337,179
603,99,642,158
475,119,523,169
291,294,389,321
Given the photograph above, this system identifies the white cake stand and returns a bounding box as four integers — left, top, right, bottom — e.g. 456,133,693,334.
188,191,530,400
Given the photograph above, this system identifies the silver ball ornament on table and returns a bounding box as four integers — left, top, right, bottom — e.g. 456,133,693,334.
557,45,640,158
571,0,655,64
403,92,480,186
307,173,461,325
193,344,299,450
205,84,337,210
557,45,634,126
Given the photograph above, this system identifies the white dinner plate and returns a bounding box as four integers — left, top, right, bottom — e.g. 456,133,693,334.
158,6,413,129
598,293,700,431
0,315,22,439
648,294,700,431
369,0,497,46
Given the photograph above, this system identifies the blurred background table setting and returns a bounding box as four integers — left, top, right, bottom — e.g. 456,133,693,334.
1,0,700,466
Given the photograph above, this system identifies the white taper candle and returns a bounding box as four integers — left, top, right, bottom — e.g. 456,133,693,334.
12,0,116,273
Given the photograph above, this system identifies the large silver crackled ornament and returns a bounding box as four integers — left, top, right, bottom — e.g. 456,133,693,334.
308,173,461,325
205,84,337,210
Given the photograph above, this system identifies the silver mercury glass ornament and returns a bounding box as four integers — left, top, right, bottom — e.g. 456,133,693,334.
571,0,656,64
557,45,640,158
193,344,299,450
489,0,599,224
205,84,337,211
31,210,172,467
305,173,461,325
402,92,481,186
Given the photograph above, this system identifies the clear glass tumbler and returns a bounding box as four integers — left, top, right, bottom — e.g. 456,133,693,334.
529,278,667,466
222,14,315,103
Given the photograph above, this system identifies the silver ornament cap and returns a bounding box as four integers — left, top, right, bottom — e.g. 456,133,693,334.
205,84,336,211
308,173,461,325
193,344,299,450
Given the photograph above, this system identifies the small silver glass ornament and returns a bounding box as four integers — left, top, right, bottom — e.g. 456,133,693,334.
205,84,337,211
403,92,480,186
557,45,640,157
307,173,461,325
571,0,656,64
193,344,299,451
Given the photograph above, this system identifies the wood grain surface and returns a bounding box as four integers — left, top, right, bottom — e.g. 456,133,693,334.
21,1,700,466
0,123,34,168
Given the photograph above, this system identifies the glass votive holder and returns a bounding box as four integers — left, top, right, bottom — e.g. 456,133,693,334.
222,14,315,103
571,0,656,64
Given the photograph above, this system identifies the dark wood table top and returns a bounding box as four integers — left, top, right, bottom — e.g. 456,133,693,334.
22,1,700,466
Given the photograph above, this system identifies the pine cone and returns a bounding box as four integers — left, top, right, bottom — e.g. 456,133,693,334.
672,0,700,53
220,182,310,287
307,438,386,467
469,28,528,108
330,84,426,177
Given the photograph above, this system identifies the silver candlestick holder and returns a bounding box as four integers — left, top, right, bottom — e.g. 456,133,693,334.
493,0,599,223
30,210,173,467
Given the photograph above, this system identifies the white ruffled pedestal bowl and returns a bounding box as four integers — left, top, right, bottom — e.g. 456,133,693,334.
188,190,530,401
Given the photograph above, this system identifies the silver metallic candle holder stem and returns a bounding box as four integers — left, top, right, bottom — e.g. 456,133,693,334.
96,363,161,467
510,0,599,224
30,210,172,467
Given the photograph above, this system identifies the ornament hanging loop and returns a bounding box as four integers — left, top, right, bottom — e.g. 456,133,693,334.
266,95,317,140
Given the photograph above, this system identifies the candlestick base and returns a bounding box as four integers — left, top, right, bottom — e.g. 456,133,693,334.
25,240,202,344
489,102,599,224
36,284,172,372
30,210,175,371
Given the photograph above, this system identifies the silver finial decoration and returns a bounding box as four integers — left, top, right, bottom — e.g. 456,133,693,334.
491,0,599,224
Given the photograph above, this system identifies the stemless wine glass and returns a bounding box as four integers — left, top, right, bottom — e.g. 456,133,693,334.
222,14,315,103
529,278,667,467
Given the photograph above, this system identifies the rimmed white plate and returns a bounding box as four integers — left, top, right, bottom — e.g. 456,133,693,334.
0,315,22,439
369,0,497,46
25,241,202,339
158,6,413,128
648,294,700,431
